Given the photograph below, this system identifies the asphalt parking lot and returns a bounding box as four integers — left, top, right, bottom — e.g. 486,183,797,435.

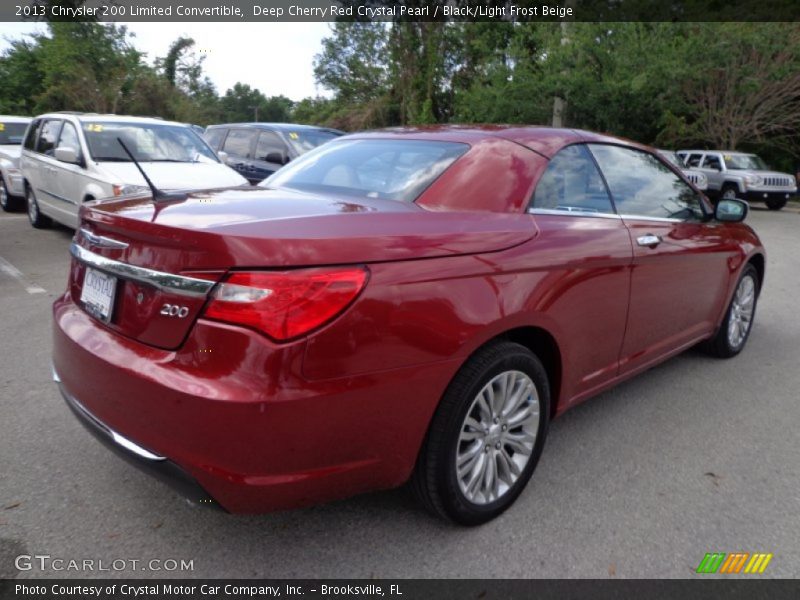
1,206,799,580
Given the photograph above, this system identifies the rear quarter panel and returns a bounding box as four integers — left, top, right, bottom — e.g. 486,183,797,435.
303,213,634,416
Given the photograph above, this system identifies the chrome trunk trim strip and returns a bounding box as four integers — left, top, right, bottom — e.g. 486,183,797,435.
70,242,215,299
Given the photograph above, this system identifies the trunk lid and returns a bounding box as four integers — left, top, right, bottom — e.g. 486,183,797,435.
71,186,535,349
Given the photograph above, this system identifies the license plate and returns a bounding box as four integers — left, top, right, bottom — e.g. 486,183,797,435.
80,267,117,322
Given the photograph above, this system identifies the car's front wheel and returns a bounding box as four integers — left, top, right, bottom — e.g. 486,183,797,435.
27,186,51,229
703,264,759,358
720,184,739,200
412,341,550,525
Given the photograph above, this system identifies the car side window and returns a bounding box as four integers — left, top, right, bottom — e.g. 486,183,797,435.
702,155,722,170
588,144,705,221
203,127,226,150
222,129,256,159
529,144,614,214
36,120,62,156
686,153,703,168
56,122,81,155
255,131,289,163
23,119,42,150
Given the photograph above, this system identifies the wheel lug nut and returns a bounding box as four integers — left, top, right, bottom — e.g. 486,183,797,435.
501,424,507,431
493,417,499,424
495,442,501,450
485,445,490,453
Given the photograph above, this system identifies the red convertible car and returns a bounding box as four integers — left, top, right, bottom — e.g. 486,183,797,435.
52,126,764,524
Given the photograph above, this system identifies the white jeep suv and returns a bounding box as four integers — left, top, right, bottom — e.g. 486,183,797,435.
20,113,248,228
677,149,797,210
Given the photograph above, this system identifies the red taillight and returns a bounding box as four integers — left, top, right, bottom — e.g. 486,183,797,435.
202,267,368,341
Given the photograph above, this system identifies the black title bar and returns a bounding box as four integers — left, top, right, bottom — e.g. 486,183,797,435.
4,0,800,22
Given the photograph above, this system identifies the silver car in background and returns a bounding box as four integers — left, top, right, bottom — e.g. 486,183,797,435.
0,115,32,212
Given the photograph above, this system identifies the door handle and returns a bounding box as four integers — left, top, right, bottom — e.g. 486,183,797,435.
636,234,662,247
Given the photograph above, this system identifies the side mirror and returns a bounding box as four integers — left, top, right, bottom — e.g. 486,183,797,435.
55,146,80,165
716,198,748,223
265,152,290,165
216,150,229,163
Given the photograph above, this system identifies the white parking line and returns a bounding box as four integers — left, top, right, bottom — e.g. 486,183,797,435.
0,255,47,294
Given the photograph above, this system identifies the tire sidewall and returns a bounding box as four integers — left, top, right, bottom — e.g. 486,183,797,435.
438,347,550,524
721,185,738,200
0,178,8,210
27,186,39,226
720,265,759,356
765,198,786,211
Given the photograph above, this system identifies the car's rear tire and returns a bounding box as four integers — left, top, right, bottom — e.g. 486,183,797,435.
27,186,51,229
0,178,22,212
765,198,787,211
702,264,759,358
411,341,550,525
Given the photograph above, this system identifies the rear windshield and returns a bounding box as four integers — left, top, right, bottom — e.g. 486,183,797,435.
0,122,29,145
81,121,218,163
285,129,341,155
261,139,468,202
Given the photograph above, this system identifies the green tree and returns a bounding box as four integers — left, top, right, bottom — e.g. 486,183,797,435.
314,22,389,105
219,83,293,122
0,38,45,114
162,36,195,87
157,36,222,125
312,22,396,128
34,22,142,113
662,23,800,153
452,23,553,124
291,96,338,125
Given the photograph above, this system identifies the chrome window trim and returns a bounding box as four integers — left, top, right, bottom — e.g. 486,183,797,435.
618,214,685,223
527,208,622,220
70,242,215,299
79,228,129,250
528,208,695,224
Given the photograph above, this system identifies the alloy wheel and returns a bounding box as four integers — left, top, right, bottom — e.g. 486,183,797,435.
455,370,540,505
727,274,756,349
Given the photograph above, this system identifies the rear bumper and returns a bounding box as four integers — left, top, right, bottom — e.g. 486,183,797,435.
52,292,456,514
55,370,221,510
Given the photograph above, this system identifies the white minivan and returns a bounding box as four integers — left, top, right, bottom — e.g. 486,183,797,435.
20,113,248,229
